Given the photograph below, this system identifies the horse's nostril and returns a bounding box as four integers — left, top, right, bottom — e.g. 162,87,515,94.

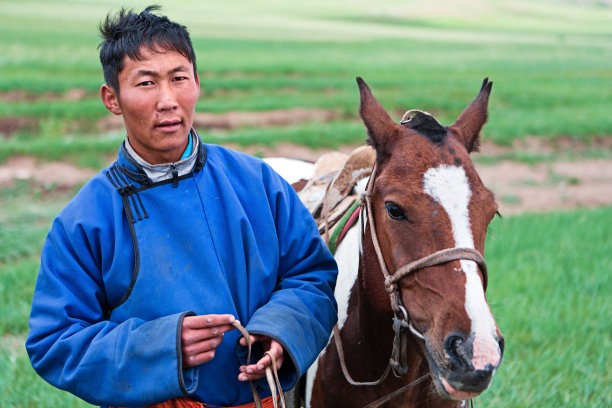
444,334,469,369
498,337,505,356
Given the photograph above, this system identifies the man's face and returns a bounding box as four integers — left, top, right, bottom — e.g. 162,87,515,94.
101,46,200,165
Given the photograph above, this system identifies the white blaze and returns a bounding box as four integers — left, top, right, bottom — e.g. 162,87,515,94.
423,165,500,370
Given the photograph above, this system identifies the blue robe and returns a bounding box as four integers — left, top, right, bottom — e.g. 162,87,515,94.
26,137,338,407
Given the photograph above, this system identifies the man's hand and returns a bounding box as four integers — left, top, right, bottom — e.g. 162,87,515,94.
237,335,284,382
181,314,236,368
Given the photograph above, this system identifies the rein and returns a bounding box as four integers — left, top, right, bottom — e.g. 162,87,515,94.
332,162,488,406
231,320,286,408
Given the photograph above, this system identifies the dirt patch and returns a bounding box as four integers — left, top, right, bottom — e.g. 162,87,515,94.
0,117,37,137
226,143,612,215
98,108,340,132
3,144,609,216
0,156,96,189
479,137,612,157
229,142,360,162
475,159,612,215
0,89,90,102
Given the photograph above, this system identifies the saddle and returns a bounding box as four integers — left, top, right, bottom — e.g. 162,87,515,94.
297,146,375,251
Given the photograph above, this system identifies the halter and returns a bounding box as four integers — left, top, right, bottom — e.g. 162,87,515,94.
333,161,488,407
361,161,488,339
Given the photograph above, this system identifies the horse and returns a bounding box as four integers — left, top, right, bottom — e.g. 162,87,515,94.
267,77,504,407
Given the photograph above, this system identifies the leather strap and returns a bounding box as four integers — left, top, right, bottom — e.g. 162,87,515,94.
333,325,393,386
388,247,488,291
232,321,286,408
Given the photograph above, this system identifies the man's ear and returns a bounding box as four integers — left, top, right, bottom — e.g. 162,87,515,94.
195,72,201,92
100,84,122,115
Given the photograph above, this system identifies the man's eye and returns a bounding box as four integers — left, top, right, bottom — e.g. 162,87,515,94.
385,203,408,221
138,81,154,86
173,76,187,81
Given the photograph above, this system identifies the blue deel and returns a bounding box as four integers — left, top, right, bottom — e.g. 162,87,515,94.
26,138,338,407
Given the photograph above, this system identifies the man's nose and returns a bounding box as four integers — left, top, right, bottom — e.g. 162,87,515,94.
157,82,178,110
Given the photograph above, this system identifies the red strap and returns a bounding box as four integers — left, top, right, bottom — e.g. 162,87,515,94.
118,395,278,408
336,204,361,247
220,395,277,408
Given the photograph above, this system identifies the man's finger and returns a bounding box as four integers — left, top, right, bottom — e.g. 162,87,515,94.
183,334,224,356
183,314,235,329
182,324,234,345
238,338,284,378
183,349,216,368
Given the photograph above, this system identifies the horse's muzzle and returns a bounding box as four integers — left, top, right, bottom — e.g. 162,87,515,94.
431,331,504,400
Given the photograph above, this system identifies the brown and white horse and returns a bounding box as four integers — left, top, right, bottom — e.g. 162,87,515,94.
268,77,504,407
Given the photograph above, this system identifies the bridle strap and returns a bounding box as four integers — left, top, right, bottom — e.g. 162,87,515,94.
388,247,488,291
361,163,403,314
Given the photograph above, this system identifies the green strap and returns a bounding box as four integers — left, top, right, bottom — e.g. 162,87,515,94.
328,200,360,255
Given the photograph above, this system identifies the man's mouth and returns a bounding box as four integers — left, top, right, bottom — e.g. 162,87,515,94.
155,120,182,130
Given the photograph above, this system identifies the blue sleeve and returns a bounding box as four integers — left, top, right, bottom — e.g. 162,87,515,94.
26,213,198,406
245,167,338,389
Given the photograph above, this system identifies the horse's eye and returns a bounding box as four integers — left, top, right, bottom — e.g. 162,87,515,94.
385,203,408,221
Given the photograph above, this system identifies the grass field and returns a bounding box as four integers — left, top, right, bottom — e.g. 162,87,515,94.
1,0,611,165
1,0,611,407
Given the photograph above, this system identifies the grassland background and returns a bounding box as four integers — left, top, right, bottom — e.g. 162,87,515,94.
0,0,611,406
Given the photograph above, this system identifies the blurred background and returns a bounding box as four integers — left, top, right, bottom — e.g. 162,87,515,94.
0,0,610,406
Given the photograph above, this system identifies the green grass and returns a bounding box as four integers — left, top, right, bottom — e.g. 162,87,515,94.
0,341,91,407
0,184,92,407
1,0,611,164
479,206,612,406
204,120,368,149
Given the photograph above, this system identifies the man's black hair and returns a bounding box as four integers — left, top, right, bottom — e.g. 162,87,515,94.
98,5,197,92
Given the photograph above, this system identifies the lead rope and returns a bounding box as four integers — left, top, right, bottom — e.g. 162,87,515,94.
362,374,430,408
333,326,394,386
231,320,286,408
333,325,429,406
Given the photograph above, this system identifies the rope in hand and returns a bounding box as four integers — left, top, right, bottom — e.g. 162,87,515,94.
232,320,286,408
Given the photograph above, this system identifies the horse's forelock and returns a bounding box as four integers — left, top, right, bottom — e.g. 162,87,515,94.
401,110,447,146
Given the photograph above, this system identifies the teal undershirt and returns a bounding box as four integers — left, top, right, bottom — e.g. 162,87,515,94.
180,132,193,160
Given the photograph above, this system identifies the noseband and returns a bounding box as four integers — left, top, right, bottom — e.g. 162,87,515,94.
333,162,489,406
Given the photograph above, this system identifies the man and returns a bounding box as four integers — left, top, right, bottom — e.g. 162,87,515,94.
26,6,338,407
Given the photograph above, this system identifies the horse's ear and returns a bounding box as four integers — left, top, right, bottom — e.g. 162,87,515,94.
448,78,493,153
357,77,401,161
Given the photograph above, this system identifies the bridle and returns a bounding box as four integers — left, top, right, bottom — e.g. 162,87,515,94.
333,162,488,407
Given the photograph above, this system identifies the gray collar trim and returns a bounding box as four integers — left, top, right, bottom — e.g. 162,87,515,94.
124,134,199,184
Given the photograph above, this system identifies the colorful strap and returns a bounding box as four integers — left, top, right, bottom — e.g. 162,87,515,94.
328,200,361,255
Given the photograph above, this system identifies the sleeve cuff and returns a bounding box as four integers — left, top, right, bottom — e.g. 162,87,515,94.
177,311,199,395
